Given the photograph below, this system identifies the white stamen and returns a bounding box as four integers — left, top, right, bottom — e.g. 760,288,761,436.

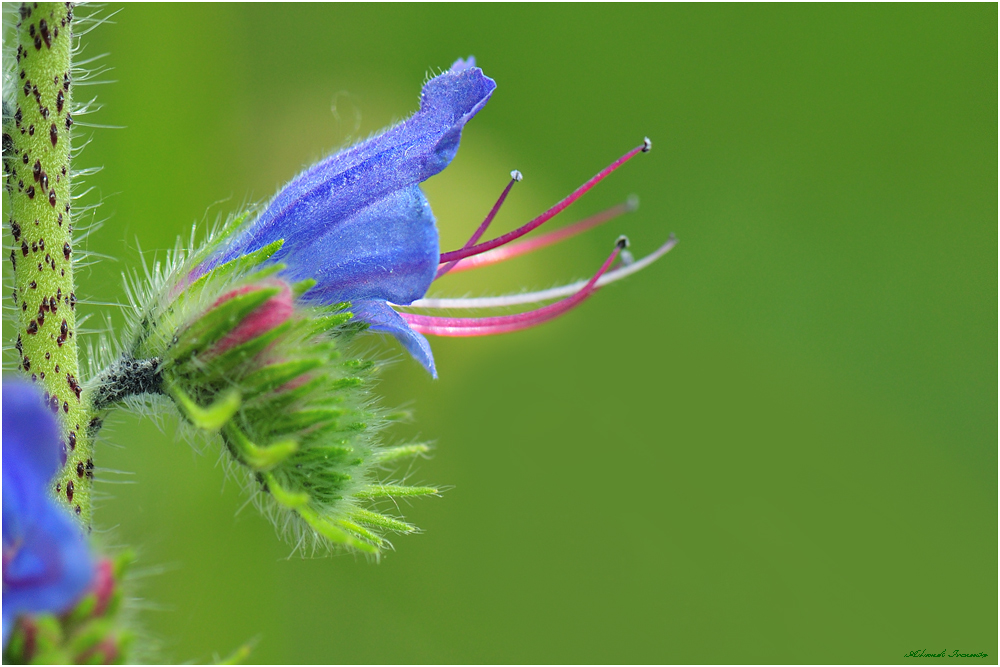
405,234,677,310
510,170,523,182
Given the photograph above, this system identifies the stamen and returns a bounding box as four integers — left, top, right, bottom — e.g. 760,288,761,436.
438,139,651,264
408,234,676,310
443,195,639,274
402,237,628,336
435,170,521,280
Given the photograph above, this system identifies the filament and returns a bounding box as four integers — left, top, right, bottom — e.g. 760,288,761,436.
408,234,676,310
438,139,650,265
402,238,628,336
443,195,638,274
435,170,521,280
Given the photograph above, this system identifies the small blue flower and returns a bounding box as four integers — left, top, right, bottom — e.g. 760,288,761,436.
200,57,667,379
201,57,495,377
2,382,94,646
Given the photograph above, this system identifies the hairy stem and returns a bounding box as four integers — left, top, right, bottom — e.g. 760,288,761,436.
4,2,92,523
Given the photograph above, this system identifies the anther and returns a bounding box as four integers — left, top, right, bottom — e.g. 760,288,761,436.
510,169,523,182
642,137,652,153
616,235,630,250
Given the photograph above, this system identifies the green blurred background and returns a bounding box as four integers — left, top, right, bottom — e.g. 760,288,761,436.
14,3,999,663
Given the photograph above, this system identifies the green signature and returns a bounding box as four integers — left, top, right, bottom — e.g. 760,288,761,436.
904,649,990,658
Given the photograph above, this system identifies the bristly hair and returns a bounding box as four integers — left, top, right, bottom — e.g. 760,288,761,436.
2,2,118,371
93,209,437,557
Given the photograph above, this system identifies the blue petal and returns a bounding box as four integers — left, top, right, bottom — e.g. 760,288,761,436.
206,59,496,302
2,382,62,489
350,300,437,378
290,185,438,307
2,383,62,545
2,383,94,647
2,497,94,646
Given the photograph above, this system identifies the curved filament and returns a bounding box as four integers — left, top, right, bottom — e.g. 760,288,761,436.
438,139,650,265
443,196,639,275
409,234,676,310
402,239,627,337
435,171,521,280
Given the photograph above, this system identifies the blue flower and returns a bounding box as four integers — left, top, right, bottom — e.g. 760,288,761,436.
200,57,668,379
201,57,495,378
2,382,94,646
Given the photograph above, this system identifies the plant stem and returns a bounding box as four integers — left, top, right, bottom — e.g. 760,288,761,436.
4,2,92,524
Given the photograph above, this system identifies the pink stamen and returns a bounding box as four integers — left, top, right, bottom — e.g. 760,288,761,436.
438,138,650,265
443,195,638,274
435,170,522,279
402,237,627,337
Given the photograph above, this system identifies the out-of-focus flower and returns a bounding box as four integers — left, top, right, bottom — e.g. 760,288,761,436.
2,382,94,647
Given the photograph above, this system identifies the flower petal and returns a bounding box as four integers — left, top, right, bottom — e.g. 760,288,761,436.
205,59,496,305
291,185,438,306
2,383,94,647
2,497,94,645
350,300,437,378
2,383,62,543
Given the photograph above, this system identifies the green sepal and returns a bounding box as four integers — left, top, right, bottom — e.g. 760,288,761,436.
331,376,363,390
337,519,385,547
342,358,375,373
383,409,414,423
66,618,115,660
27,615,66,664
169,385,241,431
291,278,317,299
308,312,354,336
187,239,284,294
65,591,99,625
223,423,298,471
351,508,417,534
268,408,344,435
168,287,280,363
215,642,256,665
375,443,431,463
188,208,258,266
189,320,294,378
265,473,310,509
296,504,378,554
287,444,354,466
241,359,324,398
354,484,439,499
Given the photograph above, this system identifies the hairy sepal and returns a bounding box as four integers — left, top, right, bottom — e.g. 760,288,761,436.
104,212,437,555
